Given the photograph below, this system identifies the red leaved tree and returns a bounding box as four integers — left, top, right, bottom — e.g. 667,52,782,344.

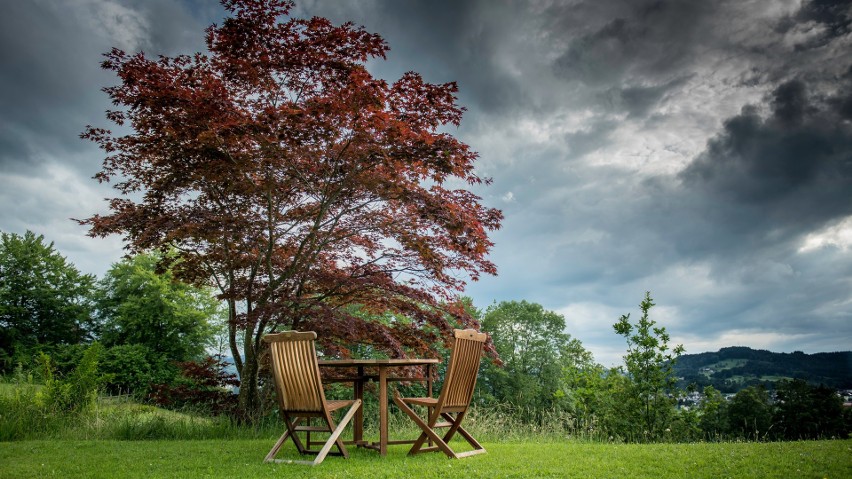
81,0,502,415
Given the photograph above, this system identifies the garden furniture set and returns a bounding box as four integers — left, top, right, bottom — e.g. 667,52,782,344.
262,329,488,465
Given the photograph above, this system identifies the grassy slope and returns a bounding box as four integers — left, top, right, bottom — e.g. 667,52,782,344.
1,439,850,478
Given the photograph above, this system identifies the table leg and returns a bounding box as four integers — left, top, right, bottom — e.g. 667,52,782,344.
426,363,433,447
379,366,388,456
354,366,364,445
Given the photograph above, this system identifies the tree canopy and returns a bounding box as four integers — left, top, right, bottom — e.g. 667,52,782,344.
612,292,684,440
479,300,572,415
95,252,220,363
81,0,502,412
0,230,95,369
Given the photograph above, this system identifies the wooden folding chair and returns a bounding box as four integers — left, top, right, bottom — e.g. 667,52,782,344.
262,331,362,466
393,328,488,459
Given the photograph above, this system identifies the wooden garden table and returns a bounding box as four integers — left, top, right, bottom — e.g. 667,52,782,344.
318,358,439,456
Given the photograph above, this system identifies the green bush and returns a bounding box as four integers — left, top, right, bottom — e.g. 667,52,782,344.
99,344,177,397
0,365,50,440
40,343,103,414
148,355,238,417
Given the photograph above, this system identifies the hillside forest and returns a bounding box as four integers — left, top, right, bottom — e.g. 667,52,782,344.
675,347,851,393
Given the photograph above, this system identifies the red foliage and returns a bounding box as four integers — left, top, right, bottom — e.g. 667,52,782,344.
81,0,502,410
149,355,240,416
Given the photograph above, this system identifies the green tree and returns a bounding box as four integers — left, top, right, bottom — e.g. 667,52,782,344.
595,368,639,440
697,385,728,439
557,337,607,432
479,300,570,418
613,292,684,441
772,379,846,440
0,231,95,370
95,252,220,364
98,344,172,395
726,385,772,440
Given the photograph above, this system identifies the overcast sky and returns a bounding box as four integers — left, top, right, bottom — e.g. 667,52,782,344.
2,0,850,366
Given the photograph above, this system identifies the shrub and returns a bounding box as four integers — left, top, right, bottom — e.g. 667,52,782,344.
148,355,238,416
99,344,177,397
0,345,103,440
0,365,48,440
40,342,104,414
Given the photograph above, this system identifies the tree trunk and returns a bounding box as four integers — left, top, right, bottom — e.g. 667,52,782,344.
227,298,242,374
237,340,260,421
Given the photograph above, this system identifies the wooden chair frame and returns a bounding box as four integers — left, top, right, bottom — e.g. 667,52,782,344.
393,329,488,459
262,331,362,466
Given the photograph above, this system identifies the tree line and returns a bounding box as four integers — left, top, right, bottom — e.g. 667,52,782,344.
3,229,849,441
470,295,850,442
1,230,232,413
675,347,851,392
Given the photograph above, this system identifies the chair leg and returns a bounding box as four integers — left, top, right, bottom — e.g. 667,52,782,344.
441,411,462,442
441,412,485,454
392,395,456,458
264,429,293,463
286,415,310,454
406,404,437,456
312,399,362,466
265,416,305,462
266,402,362,466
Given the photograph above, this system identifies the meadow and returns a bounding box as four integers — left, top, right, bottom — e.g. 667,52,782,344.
2,392,850,479
2,437,850,478
3,368,850,478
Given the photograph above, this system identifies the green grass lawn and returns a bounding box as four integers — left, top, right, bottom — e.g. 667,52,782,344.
2,382,850,477
1,439,850,478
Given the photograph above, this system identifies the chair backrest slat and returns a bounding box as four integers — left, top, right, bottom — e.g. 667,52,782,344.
439,329,487,409
264,331,325,413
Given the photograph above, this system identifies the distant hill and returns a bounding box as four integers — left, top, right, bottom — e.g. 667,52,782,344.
673,347,852,393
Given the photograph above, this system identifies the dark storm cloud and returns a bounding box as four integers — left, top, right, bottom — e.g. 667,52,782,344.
564,120,617,157
679,78,852,246
0,1,95,172
672,0,852,256
776,0,852,51
460,0,852,358
297,0,533,117
0,0,211,175
829,65,852,120
599,76,692,119
302,0,722,124
550,0,719,85
770,80,812,126
2,0,851,363
0,0,217,277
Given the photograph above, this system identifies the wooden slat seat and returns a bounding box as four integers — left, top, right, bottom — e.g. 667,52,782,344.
403,397,438,407
326,400,356,412
262,331,362,466
393,329,488,459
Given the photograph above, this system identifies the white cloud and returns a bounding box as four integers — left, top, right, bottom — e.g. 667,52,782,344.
0,159,125,276
555,301,627,367
798,216,852,253
84,0,151,51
